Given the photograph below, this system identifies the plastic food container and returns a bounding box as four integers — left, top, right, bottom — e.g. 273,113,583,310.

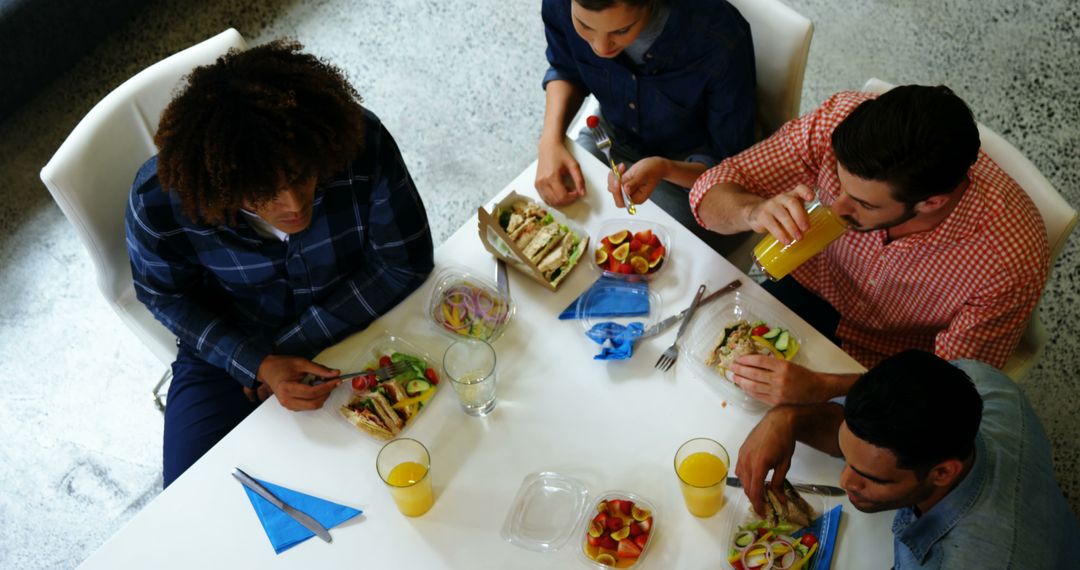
428,267,514,343
501,472,659,568
682,292,804,412
722,483,835,570
326,333,443,439
591,219,673,282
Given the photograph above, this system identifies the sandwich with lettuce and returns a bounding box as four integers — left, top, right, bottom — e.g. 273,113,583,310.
497,199,587,286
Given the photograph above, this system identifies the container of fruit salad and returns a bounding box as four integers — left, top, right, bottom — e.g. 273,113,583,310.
682,292,804,411
326,333,443,440
500,472,659,568
428,267,514,343
722,481,840,570
592,219,672,281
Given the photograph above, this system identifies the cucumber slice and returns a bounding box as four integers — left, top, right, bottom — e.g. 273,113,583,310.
775,331,790,352
762,327,781,340
750,320,765,328
734,531,754,548
406,379,432,395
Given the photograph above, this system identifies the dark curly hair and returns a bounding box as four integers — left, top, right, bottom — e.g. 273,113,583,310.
154,39,366,226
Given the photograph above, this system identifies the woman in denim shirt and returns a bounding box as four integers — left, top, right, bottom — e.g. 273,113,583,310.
537,0,755,238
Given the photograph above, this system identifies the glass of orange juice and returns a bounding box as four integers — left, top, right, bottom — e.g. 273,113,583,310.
376,438,434,517
675,438,729,517
752,198,847,281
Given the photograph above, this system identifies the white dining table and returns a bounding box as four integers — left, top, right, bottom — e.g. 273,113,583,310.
80,140,891,569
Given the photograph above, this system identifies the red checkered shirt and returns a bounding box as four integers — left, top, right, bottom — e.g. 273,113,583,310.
689,91,1049,369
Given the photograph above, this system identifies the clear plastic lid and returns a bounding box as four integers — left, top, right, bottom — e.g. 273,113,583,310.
574,280,663,334
682,292,804,412
591,219,673,282
428,267,514,343
501,472,660,568
500,472,590,552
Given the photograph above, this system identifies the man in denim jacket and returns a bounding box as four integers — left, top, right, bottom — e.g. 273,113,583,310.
736,350,1078,568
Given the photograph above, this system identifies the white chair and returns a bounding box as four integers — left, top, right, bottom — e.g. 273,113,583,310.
40,29,249,410
862,78,1078,379
567,0,814,141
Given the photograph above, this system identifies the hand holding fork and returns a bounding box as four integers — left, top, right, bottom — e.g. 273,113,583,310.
587,115,636,215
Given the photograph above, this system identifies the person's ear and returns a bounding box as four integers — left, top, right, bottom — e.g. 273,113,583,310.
914,193,951,215
926,458,965,488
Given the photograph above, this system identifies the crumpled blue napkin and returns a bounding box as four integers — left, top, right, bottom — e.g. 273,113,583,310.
558,276,650,320
585,321,644,360
793,504,842,570
240,477,363,554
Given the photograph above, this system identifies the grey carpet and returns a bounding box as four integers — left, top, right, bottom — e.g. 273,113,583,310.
0,0,1076,567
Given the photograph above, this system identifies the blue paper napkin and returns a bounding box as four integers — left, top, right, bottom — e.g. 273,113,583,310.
241,477,363,554
558,276,650,320
793,504,843,570
585,321,644,360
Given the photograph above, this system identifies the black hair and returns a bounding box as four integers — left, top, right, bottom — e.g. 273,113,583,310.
832,85,980,205
574,0,665,11
844,350,982,474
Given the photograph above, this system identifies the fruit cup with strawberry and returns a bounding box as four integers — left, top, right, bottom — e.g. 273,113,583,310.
594,223,670,280
583,495,657,568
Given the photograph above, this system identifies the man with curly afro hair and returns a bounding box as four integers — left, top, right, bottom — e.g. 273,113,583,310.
125,40,434,486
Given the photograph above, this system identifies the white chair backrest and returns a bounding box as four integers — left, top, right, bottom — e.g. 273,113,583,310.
861,78,1078,262
39,29,248,362
727,0,814,138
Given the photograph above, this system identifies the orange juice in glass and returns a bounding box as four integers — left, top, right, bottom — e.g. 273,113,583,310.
377,438,434,517
675,438,729,517
752,198,847,280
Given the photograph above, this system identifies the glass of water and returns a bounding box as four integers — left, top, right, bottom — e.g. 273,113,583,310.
442,339,497,416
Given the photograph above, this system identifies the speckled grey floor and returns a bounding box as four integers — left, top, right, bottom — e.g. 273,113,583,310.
0,0,1076,567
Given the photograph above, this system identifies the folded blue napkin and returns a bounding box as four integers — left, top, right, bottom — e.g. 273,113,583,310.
585,321,644,360
558,276,650,320
793,504,842,570
241,477,363,554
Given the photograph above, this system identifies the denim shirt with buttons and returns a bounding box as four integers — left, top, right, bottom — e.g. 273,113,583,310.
890,360,1079,569
541,0,755,168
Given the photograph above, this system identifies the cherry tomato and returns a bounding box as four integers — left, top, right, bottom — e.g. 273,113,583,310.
351,376,366,391
379,355,393,368
424,367,439,384
751,325,770,337
800,533,818,548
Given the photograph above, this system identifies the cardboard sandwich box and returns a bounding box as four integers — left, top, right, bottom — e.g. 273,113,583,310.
477,191,589,292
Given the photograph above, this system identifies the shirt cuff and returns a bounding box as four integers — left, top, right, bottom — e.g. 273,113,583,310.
228,339,272,389
684,153,718,170
542,67,582,90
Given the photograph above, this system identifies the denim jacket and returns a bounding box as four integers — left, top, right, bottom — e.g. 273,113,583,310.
541,0,755,167
891,360,1079,569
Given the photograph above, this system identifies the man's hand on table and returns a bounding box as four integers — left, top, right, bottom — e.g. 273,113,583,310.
536,138,586,206
736,406,798,517
256,354,341,411
745,184,816,244
730,355,854,405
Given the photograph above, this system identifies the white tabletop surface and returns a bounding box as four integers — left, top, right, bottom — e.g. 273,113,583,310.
81,141,890,569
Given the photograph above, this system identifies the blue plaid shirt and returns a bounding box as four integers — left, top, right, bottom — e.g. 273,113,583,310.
542,0,756,167
125,111,435,388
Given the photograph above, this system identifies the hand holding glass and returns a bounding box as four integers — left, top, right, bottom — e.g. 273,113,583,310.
752,197,847,281
377,438,434,517
675,438,730,517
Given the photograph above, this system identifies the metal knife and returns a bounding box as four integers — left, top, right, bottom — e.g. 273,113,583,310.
726,476,846,497
638,278,742,340
496,258,510,299
233,468,333,542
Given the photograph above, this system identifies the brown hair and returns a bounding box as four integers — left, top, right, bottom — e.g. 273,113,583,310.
154,39,366,225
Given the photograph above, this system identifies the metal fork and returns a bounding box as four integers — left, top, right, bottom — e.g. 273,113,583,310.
655,284,707,372
303,360,409,386
590,125,636,215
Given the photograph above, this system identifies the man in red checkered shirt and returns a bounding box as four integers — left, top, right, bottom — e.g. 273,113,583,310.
689,85,1049,405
